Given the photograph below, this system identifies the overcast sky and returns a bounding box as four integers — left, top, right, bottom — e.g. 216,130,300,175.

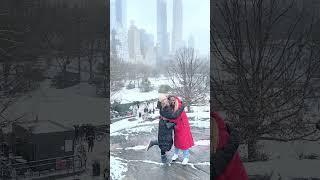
125,0,210,56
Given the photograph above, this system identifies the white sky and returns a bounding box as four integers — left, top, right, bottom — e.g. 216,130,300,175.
125,0,210,56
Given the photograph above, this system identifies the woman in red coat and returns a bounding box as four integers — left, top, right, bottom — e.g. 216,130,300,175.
211,111,248,180
163,96,194,165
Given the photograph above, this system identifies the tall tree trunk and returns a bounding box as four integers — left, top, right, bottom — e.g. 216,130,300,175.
247,138,258,161
89,58,93,81
78,56,81,81
3,63,10,92
89,41,94,81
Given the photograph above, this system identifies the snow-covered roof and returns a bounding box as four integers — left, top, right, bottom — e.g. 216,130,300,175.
16,120,72,134
6,81,106,129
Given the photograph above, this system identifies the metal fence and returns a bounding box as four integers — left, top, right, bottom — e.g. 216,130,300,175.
0,154,85,179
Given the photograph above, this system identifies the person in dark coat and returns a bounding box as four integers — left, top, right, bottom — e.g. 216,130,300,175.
146,95,185,163
88,136,94,152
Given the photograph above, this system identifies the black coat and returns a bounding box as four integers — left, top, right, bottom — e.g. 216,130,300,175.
211,123,240,178
157,103,185,152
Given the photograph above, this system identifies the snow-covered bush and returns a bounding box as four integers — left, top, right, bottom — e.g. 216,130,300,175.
158,84,172,93
298,152,319,160
139,78,153,92
126,83,135,90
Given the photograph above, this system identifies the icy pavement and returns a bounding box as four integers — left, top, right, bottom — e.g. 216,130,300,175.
110,113,210,180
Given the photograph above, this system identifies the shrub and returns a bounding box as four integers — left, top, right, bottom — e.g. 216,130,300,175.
298,152,319,160
158,84,172,93
126,83,135,89
139,78,153,92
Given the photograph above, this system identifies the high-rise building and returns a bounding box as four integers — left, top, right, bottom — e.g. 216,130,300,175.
128,21,142,63
110,0,129,61
139,29,148,58
115,0,127,29
157,0,169,59
139,30,156,66
110,0,116,31
116,27,129,61
188,35,195,48
171,0,183,53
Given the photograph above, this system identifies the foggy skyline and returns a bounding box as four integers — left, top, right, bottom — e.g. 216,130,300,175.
126,0,209,56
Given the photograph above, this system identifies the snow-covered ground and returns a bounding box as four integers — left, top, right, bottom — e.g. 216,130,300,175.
111,76,173,104
242,140,320,179
110,76,210,179
111,75,209,105
110,76,210,180
110,112,210,179
6,80,106,128
4,79,107,179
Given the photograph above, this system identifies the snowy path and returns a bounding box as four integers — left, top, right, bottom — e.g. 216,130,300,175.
110,113,210,180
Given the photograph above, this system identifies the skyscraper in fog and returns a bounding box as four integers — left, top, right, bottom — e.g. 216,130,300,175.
172,0,183,53
115,0,127,29
128,21,142,63
157,0,169,59
110,0,116,31
188,35,195,48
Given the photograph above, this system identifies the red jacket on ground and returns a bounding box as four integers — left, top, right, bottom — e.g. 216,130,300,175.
170,97,194,150
212,112,248,180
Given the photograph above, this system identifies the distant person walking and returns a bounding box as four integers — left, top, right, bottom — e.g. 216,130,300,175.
88,136,94,152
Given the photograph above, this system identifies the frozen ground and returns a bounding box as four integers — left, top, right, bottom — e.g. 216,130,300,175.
243,140,320,179
110,106,210,180
6,80,106,128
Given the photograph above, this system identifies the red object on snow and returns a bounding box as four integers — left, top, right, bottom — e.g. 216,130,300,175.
169,97,194,150
212,112,248,180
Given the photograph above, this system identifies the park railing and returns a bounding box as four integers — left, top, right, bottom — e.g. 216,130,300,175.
0,154,85,179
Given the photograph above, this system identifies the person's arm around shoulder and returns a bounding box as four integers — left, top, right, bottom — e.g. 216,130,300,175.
160,104,185,119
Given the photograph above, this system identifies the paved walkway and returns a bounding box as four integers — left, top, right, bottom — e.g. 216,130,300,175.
111,117,210,180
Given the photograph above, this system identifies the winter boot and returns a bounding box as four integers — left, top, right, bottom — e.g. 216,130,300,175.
182,158,189,165
161,154,168,164
146,140,158,151
171,153,179,161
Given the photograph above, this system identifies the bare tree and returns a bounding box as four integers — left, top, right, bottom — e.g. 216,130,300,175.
110,55,127,98
211,0,320,161
168,47,209,111
0,8,43,128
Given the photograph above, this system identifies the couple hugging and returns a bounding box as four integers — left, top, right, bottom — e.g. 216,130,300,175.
146,94,194,165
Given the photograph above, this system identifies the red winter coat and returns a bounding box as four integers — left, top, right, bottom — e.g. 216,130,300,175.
212,112,248,180
170,97,194,150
